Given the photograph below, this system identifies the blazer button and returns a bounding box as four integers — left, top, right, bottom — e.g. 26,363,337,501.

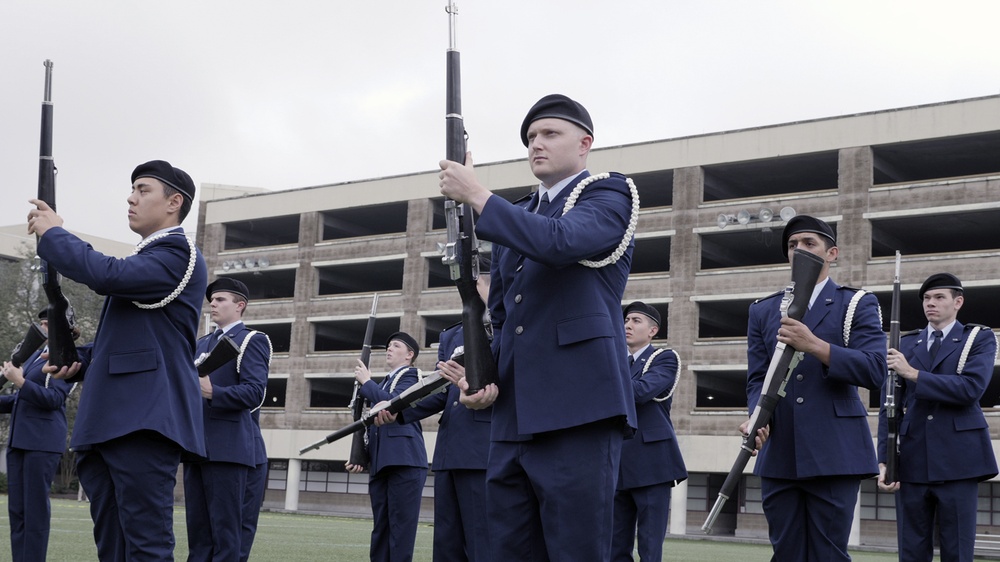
516,264,523,272
514,294,522,303
927,414,934,421
796,397,804,404
515,326,524,335
795,374,804,381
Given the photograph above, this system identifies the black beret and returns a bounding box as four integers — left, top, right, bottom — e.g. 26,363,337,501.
132,160,196,201
206,277,250,302
520,94,594,147
919,273,963,299
387,331,420,359
37,308,48,320
624,301,661,326
781,215,836,258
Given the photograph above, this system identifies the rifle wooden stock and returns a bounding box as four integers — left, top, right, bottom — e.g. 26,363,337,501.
36,59,78,370
10,323,47,368
348,294,379,467
702,248,826,533
195,336,240,377
2,323,48,389
883,251,902,485
442,1,497,394
299,357,462,455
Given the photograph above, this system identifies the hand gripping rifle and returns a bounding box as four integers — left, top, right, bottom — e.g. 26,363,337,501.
347,293,379,468
883,251,902,485
36,59,78,370
702,248,825,533
299,354,464,454
440,1,497,395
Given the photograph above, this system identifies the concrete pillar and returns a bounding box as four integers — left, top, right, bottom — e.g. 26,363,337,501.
285,458,302,511
669,479,688,535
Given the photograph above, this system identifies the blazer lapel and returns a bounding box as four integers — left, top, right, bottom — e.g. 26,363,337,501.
909,330,931,370
541,171,590,218
631,346,651,379
931,322,964,370
802,280,836,331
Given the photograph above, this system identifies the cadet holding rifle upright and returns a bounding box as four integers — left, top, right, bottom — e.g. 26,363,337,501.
745,216,885,562
877,273,997,562
438,92,639,561
27,159,207,562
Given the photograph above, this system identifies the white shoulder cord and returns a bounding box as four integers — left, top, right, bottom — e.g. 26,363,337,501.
387,366,409,394
130,232,198,310
641,347,682,403
956,326,993,375
843,290,874,347
560,173,640,268
44,374,78,395
237,330,273,414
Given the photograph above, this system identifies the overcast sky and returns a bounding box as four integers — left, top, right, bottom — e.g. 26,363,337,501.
2,1,998,243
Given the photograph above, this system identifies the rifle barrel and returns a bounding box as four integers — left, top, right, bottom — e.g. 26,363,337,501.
702,249,825,533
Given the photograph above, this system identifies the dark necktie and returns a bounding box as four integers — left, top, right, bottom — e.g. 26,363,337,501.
536,192,550,214
213,329,224,341
930,330,943,361
628,355,635,367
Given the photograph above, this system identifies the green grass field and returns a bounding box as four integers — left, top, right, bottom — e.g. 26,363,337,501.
0,496,916,561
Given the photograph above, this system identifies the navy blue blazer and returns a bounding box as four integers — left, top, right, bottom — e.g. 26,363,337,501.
38,226,207,456
877,323,998,483
0,350,73,454
476,171,637,440
360,365,427,477
195,323,269,467
402,324,491,470
747,280,886,479
618,345,687,490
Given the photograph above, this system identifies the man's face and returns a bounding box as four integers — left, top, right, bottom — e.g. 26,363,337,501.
127,177,182,238
209,292,245,326
923,288,963,327
39,319,48,337
525,118,591,187
386,339,414,369
625,312,658,349
786,232,836,280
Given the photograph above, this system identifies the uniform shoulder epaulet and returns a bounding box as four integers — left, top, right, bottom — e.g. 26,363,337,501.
441,321,462,332
752,290,784,305
966,323,992,331
900,329,922,337
837,285,864,292
513,192,533,205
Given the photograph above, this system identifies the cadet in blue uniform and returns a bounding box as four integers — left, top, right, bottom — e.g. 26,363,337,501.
348,332,427,562
877,273,998,562
240,405,268,562
380,257,493,562
612,302,687,562
438,94,638,561
27,160,208,562
746,215,886,562
1,310,74,562
186,277,269,562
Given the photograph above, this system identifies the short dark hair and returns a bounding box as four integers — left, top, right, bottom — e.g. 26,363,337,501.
163,184,192,222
